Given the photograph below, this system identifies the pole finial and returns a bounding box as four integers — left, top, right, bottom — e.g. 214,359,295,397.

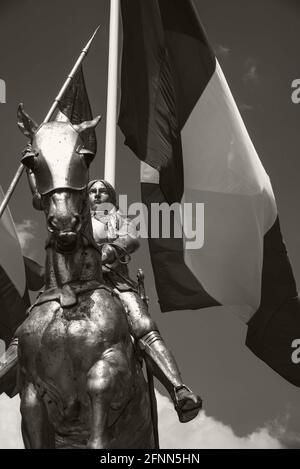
83,25,101,55
43,25,101,124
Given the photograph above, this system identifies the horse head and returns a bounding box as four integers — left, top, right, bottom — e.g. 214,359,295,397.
17,104,101,253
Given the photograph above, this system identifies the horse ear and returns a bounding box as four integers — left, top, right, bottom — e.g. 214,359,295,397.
77,148,95,167
73,115,101,134
17,103,39,139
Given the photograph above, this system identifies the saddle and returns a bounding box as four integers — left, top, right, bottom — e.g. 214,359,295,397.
29,280,113,311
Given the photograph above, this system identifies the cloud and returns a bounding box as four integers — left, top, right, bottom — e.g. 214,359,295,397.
0,390,295,449
216,45,230,58
243,58,259,84
156,392,284,449
15,219,38,257
0,395,22,449
266,412,300,449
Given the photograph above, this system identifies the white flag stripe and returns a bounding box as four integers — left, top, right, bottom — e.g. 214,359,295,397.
140,161,160,184
140,61,279,320
0,186,26,297
182,62,276,212
181,62,278,319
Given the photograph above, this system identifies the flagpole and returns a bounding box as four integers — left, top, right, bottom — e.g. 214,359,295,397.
0,26,100,220
104,0,120,188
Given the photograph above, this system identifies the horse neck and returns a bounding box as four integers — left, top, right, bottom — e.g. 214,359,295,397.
44,210,103,290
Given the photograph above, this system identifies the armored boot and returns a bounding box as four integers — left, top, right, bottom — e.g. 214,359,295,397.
139,331,202,423
115,283,202,423
0,337,19,397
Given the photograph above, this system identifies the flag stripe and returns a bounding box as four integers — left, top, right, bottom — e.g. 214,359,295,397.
0,265,29,346
141,180,219,311
180,62,278,319
0,185,29,347
120,0,216,203
0,186,25,297
158,0,215,129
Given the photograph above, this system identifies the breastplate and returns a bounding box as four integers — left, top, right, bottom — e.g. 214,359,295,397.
91,212,118,244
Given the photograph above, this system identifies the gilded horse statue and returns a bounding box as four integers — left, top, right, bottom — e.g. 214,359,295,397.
15,105,156,449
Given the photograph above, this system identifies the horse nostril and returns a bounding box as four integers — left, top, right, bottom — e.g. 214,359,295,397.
58,232,77,244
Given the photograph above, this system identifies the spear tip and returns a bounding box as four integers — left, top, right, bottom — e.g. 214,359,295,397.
82,25,101,54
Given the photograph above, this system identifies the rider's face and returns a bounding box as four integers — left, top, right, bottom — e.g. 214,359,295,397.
89,181,111,210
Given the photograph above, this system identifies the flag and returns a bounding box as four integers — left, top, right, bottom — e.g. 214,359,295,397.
0,185,29,397
119,0,300,386
0,185,28,347
0,186,45,397
0,186,44,347
57,65,97,154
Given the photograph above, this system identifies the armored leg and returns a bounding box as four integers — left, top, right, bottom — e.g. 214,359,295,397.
117,291,202,423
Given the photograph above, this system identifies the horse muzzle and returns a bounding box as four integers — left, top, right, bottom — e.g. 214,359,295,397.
56,231,78,253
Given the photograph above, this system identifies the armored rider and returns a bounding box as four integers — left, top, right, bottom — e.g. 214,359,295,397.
88,179,202,423
1,171,202,422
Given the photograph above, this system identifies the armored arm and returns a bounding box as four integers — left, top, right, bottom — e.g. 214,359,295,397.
101,213,140,265
113,214,140,254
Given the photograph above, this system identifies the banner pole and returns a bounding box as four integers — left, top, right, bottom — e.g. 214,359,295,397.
104,0,120,188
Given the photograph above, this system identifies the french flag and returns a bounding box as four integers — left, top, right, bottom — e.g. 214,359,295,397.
118,0,300,386
0,186,44,396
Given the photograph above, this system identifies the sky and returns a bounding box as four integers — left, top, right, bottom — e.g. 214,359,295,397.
0,0,300,449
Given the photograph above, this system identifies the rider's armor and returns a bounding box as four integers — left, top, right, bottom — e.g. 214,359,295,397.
89,181,202,422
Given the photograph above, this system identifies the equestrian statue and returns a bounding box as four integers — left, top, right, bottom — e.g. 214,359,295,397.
0,103,201,448
0,28,202,449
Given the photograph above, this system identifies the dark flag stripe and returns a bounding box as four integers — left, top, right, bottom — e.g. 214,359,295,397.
158,0,215,129
142,182,220,311
119,0,215,203
0,185,28,350
0,265,29,347
0,256,44,348
247,218,300,387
